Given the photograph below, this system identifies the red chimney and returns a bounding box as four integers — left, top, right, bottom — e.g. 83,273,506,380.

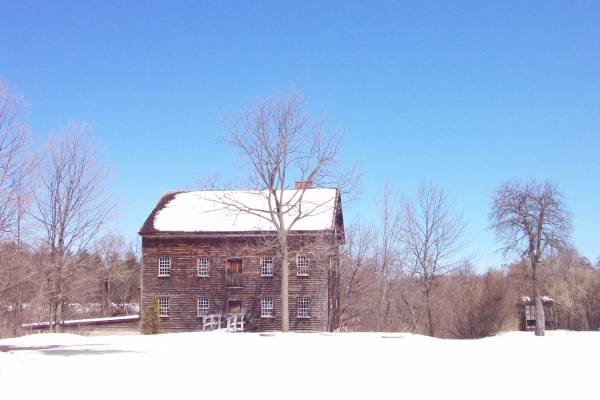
295,181,313,190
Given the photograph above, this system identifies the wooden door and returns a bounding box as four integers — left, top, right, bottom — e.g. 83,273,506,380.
225,259,243,287
227,300,242,314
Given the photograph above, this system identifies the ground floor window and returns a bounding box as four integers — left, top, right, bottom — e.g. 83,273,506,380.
197,297,209,316
158,296,170,317
297,297,310,318
261,298,274,317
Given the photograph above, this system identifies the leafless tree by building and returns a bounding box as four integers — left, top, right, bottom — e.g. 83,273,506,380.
490,179,571,336
219,90,355,332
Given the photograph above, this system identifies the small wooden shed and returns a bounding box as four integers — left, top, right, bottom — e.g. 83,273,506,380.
516,296,559,331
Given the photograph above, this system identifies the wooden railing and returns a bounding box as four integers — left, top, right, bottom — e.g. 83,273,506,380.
202,314,222,330
201,313,245,332
226,313,245,332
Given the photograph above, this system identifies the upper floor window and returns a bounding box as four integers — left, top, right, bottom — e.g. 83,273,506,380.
197,257,210,277
260,257,274,276
158,257,171,277
197,297,209,317
296,255,309,276
297,297,310,318
158,296,170,317
261,297,274,318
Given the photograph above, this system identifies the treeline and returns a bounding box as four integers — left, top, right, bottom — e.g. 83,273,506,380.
0,237,140,337
339,184,600,338
0,80,139,338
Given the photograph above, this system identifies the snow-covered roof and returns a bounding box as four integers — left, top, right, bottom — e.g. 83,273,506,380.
519,296,555,304
141,188,341,234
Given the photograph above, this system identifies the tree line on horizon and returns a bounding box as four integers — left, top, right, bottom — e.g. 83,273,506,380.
0,81,597,338
338,183,600,338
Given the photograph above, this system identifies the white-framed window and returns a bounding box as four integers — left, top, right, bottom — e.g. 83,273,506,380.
297,297,310,318
261,298,274,317
197,297,209,317
158,296,170,317
260,257,274,276
158,257,171,277
296,255,309,276
197,257,210,277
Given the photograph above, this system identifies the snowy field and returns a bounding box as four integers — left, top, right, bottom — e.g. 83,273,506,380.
0,330,597,399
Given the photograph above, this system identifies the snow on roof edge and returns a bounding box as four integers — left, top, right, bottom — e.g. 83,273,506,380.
147,188,341,234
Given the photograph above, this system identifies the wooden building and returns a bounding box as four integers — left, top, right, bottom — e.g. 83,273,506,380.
516,296,560,331
138,187,344,332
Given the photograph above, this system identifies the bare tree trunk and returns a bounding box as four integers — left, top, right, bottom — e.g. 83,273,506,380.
532,260,545,336
281,242,289,332
56,300,63,332
49,296,56,332
425,286,435,337
103,279,111,317
379,278,388,331
13,287,21,337
401,293,418,333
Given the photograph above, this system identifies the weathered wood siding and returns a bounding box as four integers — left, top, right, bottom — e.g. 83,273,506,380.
141,235,340,332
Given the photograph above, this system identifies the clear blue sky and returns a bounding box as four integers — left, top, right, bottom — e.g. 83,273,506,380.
1,1,598,268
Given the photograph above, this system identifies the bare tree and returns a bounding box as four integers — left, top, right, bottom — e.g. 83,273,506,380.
0,80,31,239
372,184,402,331
0,80,38,336
339,221,374,330
95,235,139,316
93,235,128,316
400,182,465,337
33,123,115,329
221,90,353,332
490,180,571,336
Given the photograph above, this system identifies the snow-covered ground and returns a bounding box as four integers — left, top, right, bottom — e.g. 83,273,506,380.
0,330,597,399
